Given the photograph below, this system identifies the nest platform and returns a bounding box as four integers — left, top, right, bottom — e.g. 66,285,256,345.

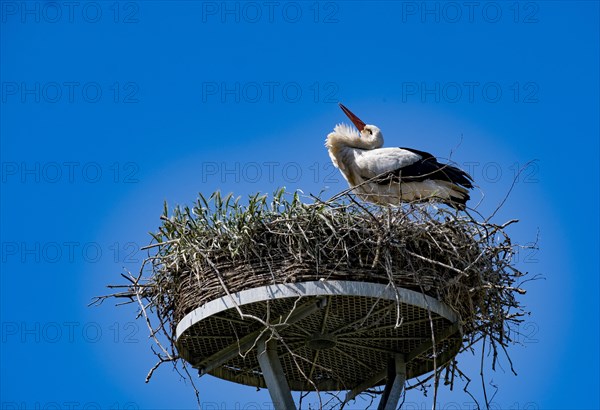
176,280,462,402
101,189,528,409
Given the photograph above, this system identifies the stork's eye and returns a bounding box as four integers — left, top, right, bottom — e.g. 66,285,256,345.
366,129,373,135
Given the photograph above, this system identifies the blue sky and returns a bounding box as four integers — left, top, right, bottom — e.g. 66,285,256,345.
1,1,598,409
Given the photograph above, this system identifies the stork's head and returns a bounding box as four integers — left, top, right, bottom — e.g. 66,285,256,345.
338,103,383,149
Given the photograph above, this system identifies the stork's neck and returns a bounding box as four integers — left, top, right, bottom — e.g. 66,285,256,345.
326,123,382,151
326,133,369,151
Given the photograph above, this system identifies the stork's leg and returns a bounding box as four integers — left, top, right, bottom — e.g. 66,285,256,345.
377,355,406,410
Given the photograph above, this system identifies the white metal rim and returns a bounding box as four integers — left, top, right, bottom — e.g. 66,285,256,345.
176,280,459,340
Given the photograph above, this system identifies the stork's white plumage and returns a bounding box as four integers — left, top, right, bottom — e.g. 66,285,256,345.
326,103,473,208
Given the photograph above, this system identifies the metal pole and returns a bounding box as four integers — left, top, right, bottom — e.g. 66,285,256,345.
377,355,406,410
257,335,297,410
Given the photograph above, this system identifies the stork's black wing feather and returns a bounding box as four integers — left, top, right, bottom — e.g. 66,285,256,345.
375,148,474,188
399,147,436,160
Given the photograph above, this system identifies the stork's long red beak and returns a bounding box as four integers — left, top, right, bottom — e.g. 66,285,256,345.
339,103,366,131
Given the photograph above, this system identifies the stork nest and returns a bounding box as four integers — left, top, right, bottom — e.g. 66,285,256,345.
95,188,533,406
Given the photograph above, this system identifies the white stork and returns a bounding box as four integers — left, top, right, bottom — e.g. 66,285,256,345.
325,103,474,208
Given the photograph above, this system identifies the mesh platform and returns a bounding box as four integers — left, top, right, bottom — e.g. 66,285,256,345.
175,281,463,392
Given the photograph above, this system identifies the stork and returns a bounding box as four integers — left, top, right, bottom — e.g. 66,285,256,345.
325,103,473,208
